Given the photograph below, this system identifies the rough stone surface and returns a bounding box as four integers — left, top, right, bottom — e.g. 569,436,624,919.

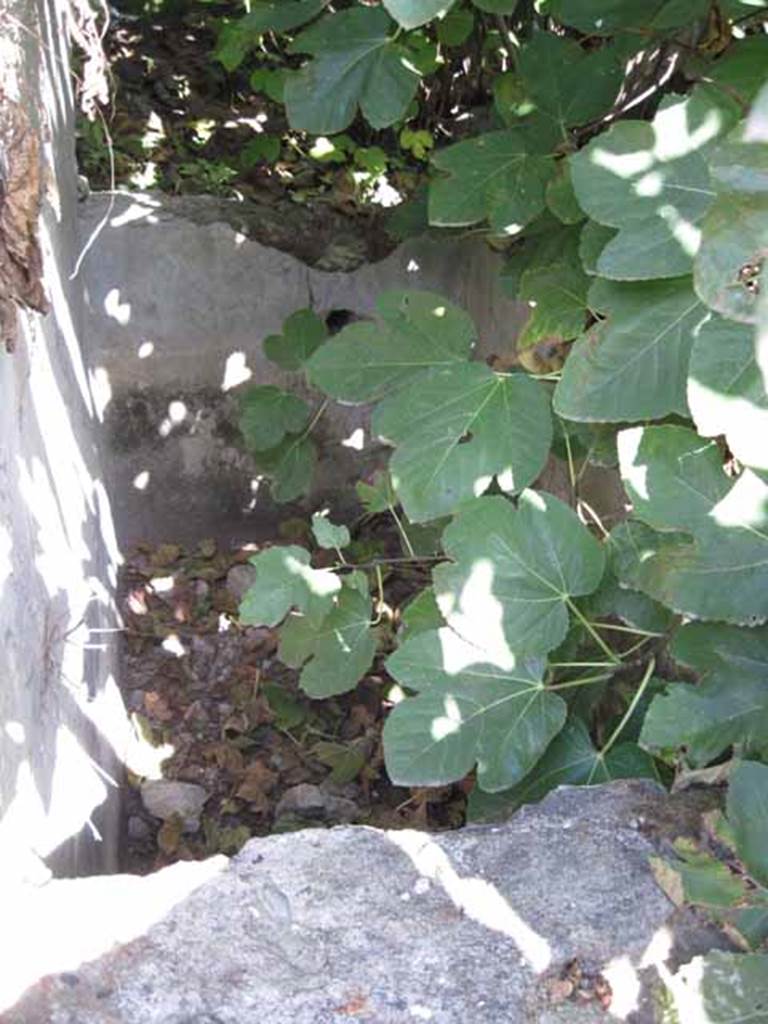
140,780,209,830
5,781,731,1023
0,0,122,884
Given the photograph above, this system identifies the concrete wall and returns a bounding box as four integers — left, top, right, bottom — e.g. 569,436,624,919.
0,0,124,882
79,193,531,547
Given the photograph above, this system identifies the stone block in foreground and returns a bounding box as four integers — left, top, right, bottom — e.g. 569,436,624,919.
4,781,728,1023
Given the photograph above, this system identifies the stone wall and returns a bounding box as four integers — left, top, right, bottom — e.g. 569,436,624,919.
0,0,123,882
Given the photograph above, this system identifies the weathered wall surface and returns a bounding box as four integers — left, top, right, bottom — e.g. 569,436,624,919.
79,193,533,547
0,0,123,882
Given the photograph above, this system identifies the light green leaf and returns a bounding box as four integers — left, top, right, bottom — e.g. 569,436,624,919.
254,435,316,503
311,512,350,550
429,131,554,230
239,545,340,627
672,952,768,1024
570,101,719,279
727,761,768,887
284,7,420,134
382,0,455,29
263,309,327,371
578,220,617,276
694,193,768,324
278,582,376,697
554,277,704,422
710,132,768,195
687,314,768,473
306,290,475,403
518,34,624,138
467,717,658,821
433,492,605,657
373,365,552,522
383,627,559,791
640,623,768,766
617,424,768,623
215,0,326,70
517,261,589,348
238,386,309,451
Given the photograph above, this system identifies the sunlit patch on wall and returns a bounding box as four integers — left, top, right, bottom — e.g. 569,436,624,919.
104,287,131,326
89,366,112,420
133,470,150,491
341,428,365,451
137,340,155,359
222,351,252,391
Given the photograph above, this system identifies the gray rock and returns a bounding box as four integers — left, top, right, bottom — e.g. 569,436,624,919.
5,781,732,1023
140,780,209,831
126,816,152,842
225,563,258,601
274,783,360,823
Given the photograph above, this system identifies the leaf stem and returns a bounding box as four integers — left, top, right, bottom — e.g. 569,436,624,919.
548,661,618,669
387,501,416,558
566,598,622,665
600,658,655,758
562,424,577,497
548,672,614,691
592,621,665,638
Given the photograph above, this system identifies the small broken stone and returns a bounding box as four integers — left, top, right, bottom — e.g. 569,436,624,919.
274,784,360,823
141,779,209,831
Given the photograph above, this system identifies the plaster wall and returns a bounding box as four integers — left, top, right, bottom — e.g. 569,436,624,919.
79,192,531,547
0,0,124,882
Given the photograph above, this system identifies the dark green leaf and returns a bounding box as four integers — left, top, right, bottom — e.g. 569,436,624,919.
239,544,340,627
436,7,474,46
467,717,658,821
429,131,554,230
307,290,475,403
728,761,768,887
279,579,376,697
545,162,584,224
383,627,559,791
676,951,768,1024
215,0,326,70
373,365,552,521
254,435,316,503
578,220,617,276
640,623,768,765
433,492,605,656
517,261,589,347
285,7,420,133
617,425,768,623
238,386,309,451
263,309,327,371
554,277,704,422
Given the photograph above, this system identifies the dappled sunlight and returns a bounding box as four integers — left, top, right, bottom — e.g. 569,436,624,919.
431,695,463,742
601,955,640,1019
653,97,725,161
222,350,253,390
137,339,155,358
109,195,161,228
104,287,131,326
657,206,701,257
340,427,365,450
88,365,112,420
616,428,648,501
711,468,768,528
389,830,552,974
436,558,516,670
133,469,151,490
0,855,226,1012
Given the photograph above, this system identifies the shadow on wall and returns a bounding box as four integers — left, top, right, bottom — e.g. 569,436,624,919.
78,192,530,548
